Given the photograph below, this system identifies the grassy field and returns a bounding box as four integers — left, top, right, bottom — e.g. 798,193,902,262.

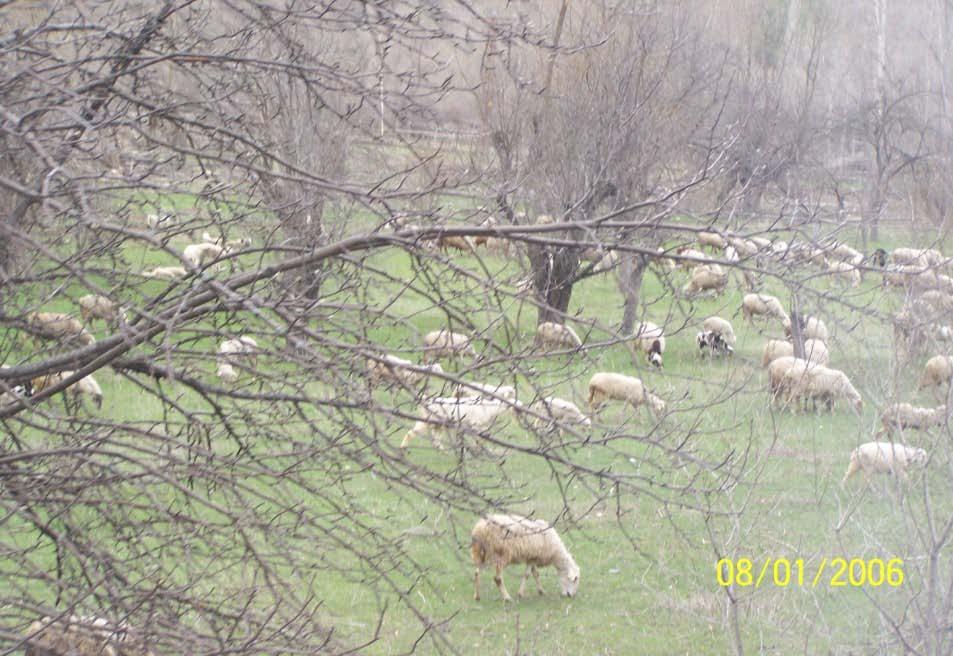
7,221,953,655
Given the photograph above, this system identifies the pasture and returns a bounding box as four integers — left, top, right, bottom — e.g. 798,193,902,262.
6,222,950,655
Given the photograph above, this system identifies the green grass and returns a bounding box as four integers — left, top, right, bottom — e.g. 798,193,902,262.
6,227,953,655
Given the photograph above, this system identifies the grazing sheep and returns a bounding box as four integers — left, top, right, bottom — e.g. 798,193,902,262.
535,214,555,225
650,247,677,272
827,260,861,287
783,315,829,342
471,514,580,602
918,355,953,391
587,372,666,416
454,380,517,402
681,265,728,296
529,396,591,429
141,266,187,280
761,339,794,367
216,336,259,382
749,236,772,250
696,330,734,357
868,248,888,268
741,293,788,324
536,322,583,351
727,236,759,258
842,441,928,484
829,243,864,265
27,312,96,346
437,235,476,252
766,356,811,400
32,371,103,409
400,397,516,448
183,242,228,268
802,338,830,366
880,403,947,435
422,329,477,362
919,290,953,312
697,230,727,251
890,247,931,267
367,354,445,388
23,614,154,656
78,294,126,326
632,321,665,368
702,316,736,346
674,246,708,268
782,364,862,415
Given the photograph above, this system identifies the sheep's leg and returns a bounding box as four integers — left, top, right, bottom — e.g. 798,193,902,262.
518,566,531,598
531,565,543,595
494,561,513,602
473,566,481,601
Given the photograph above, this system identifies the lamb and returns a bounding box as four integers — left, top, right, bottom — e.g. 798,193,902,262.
697,230,727,250
782,364,862,415
470,514,580,602
27,312,96,346
587,372,666,416
528,396,591,429
216,336,258,383
879,403,947,435
367,354,445,388
681,265,728,296
827,260,861,287
918,355,953,391
761,339,794,367
702,316,736,346
454,380,517,402
183,242,228,268
783,315,829,342
422,329,478,362
842,442,928,484
23,614,154,656
632,321,665,368
141,266,187,280
400,397,516,448
536,322,583,351
741,293,788,324
32,371,103,409
78,294,126,326
696,330,734,357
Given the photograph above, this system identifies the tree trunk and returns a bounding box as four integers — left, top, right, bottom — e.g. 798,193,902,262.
618,254,649,334
529,244,579,326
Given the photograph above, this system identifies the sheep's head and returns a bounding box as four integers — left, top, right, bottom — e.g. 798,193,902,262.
559,560,580,598
648,341,663,369
913,448,929,466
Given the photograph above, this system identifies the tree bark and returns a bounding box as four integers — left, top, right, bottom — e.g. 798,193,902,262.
529,244,579,326
618,254,649,334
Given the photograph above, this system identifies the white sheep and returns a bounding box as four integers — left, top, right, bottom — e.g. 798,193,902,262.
749,236,772,250
918,355,953,392
183,242,228,268
842,441,928,484
766,356,811,401
827,260,861,287
587,372,666,416
146,213,174,230
880,403,947,435
202,231,251,249
367,354,445,388
802,338,830,366
400,397,516,448
32,371,103,409
632,321,665,368
702,316,736,346
675,246,708,268
23,614,154,656
741,293,788,324
422,329,477,362
536,322,583,351
697,230,727,250
829,242,864,265
78,294,126,326
890,247,931,267
216,336,258,382
470,513,580,602
761,339,794,367
27,312,96,346
141,266,187,280
727,236,759,258
454,380,517,402
783,315,829,342
681,265,728,296
782,364,862,415
528,396,591,429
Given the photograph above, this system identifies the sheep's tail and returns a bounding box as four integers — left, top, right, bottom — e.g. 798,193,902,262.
470,537,487,567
